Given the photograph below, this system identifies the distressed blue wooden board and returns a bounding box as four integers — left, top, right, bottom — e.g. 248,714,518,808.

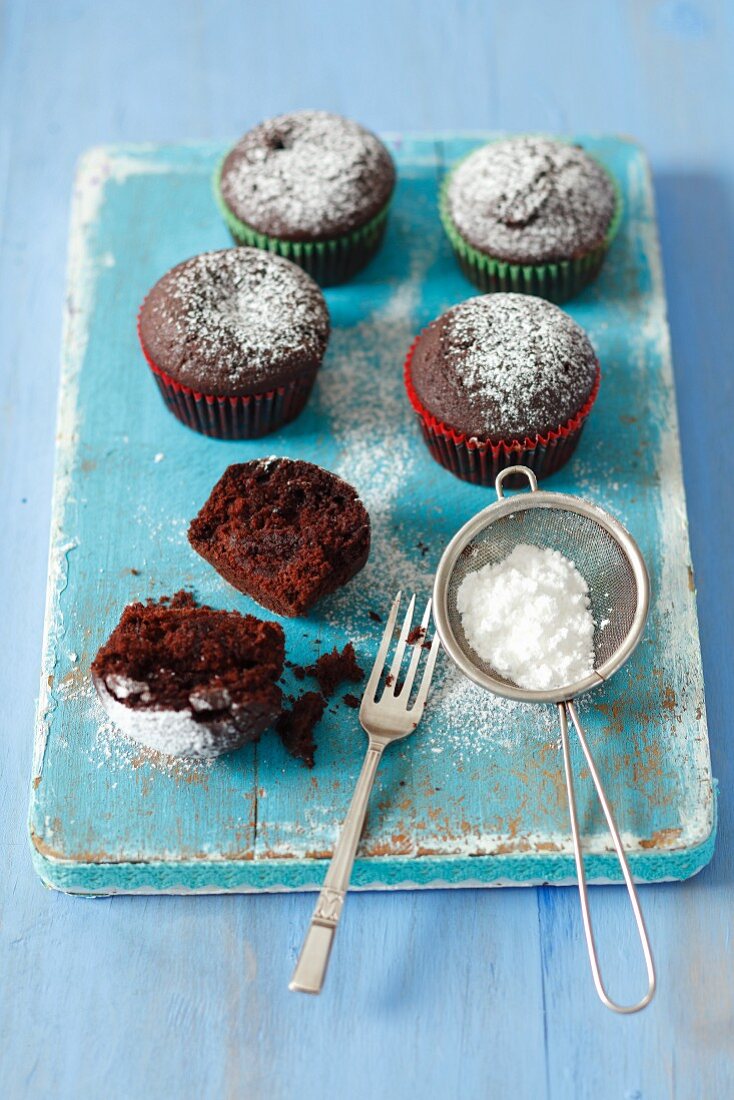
29,134,714,894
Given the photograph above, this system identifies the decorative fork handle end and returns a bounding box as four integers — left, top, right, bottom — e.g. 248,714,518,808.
289,889,345,994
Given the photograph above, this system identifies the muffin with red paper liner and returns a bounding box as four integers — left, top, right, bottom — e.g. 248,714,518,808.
404,293,600,485
138,248,329,439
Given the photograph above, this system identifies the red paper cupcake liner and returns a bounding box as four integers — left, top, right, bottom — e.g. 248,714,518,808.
138,323,317,440
403,336,601,486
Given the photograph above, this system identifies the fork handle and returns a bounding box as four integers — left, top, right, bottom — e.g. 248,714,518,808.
290,742,384,994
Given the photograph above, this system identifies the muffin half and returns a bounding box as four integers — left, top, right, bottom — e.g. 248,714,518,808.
188,458,371,616
91,592,284,758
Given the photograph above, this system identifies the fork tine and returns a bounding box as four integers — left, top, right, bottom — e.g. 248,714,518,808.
387,593,416,685
408,632,441,716
395,597,432,699
362,591,402,703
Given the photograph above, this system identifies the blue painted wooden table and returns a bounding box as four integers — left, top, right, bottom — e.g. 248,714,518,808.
2,1,733,1096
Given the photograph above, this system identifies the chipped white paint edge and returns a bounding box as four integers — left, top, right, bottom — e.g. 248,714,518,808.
630,151,714,844
38,874,698,898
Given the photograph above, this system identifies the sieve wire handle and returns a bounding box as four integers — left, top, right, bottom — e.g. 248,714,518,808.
495,465,538,499
558,700,656,1014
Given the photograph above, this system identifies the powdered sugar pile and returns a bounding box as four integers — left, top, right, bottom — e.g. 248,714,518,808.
139,248,329,391
437,293,598,437
220,110,395,239
447,137,616,263
457,544,595,691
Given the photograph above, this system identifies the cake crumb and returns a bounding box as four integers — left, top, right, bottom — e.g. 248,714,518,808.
305,643,364,697
275,692,326,768
343,693,360,709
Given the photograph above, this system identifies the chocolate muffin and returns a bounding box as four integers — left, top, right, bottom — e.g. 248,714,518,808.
188,458,371,617
404,293,600,484
138,248,329,438
441,137,620,301
91,592,284,758
215,110,396,284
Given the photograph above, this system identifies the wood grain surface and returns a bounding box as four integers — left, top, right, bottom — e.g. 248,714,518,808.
2,1,733,1097
29,136,714,895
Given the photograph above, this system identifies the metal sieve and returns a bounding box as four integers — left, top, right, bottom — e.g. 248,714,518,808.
433,466,655,1014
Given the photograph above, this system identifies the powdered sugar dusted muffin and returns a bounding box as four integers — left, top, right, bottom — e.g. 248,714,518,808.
215,110,396,284
91,593,285,759
440,137,620,302
138,248,329,438
404,293,600,484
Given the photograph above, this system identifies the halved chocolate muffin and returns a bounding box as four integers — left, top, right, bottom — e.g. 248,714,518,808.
188,459,371,617
91,592,284,758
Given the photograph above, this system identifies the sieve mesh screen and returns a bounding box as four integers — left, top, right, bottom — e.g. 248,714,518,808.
446,505,638,693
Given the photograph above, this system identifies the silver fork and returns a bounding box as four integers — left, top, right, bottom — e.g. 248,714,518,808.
289,592,441,994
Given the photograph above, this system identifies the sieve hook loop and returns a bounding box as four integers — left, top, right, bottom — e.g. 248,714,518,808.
495,466,538,498
558,701,656,1014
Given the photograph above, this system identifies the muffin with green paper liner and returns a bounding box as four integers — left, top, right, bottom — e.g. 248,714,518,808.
215,110,396,286
440,136,622,302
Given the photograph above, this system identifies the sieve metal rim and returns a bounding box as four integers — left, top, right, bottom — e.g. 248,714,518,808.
433,479,650,705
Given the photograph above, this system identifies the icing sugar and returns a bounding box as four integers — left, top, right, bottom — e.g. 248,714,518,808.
457,544,595,691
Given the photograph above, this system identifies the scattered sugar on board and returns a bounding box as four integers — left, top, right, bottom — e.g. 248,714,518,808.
318,218,437,642
423,663,559,759
457,544,595,691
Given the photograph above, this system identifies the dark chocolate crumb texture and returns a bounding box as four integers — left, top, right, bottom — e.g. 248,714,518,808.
409,293,599,441
138,248,329,395
91,592,284,758
188,458,371,617
275,691,326,768
219,110,396,241
305,643,364,697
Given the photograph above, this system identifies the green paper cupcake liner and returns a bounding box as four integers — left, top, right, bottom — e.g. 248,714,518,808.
213,160,391,286
438,156,623,303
